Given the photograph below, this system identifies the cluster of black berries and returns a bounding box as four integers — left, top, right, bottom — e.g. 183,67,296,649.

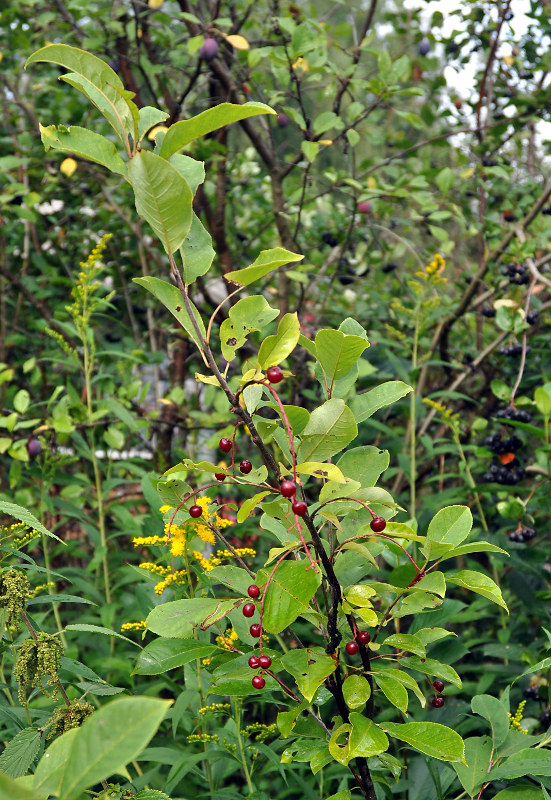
501,262,529,285
526,310,539,325
483,433,522,454
498,343,529,357
509,525,536,543
482,462,525,485
482,306,496,318
494,407,532,423
524,685,539,701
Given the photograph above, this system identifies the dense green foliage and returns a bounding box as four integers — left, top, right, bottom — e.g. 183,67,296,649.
2,1,551,799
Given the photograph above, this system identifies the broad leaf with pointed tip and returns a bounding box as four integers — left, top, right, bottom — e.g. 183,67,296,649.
351,380,413,422
39,124,127,177
226,248,303,287
380,721,465,763
298,399,357,462
133,277,205,351
261,560,322,633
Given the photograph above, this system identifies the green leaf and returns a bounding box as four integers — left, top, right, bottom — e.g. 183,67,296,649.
226,248,303,287
423,505,473,558
373,673,409,714
471,694,510,747
33,729,79,796
258,312,301,368
400,656,462,688
169,153,205,195
337,446,389,487
146,598,236,638
342,675,371,709
452,736,493,797
535,386,551,417
298,399,357,462
58,697,171,799
262,560,322,634
329,717,388,766
0,501,63,544
26,44,137,145
344,584,377,606
277,700,309,737
208,565,254,596
159,102,276,159
220,295,279,362
0,728,40,778
301,141,320,162
136,791,172,800
128,150,193,254
39,124,127,177
133,639,216,675
493,790,545,800
373,667,426,707
13,390,30,414
489,748,551,780
237,491,272,522
295,462,347,483
280,647,336,702
351,381,413,422
382,633,426,658
0,772,41,800
137,106,169,142
312,111,342,135
435,167,455,195
447,570,508,611
314,329,369,387
65,624,141,646
179,213,215,284
438,542,509,559
380,721,465,763
133,277,206,352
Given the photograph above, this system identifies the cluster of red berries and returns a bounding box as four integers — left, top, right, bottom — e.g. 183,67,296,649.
345,631,371,656
431,679,445,708
217,437,252,480
243,584,271,689
280,479,307,516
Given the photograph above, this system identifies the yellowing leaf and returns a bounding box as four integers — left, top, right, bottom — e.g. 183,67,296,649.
148,0,164,6
224,34,250,50
367,176,377,189
60,157,77,177
318,139,333,146
147,125,169,141
460,167,475,179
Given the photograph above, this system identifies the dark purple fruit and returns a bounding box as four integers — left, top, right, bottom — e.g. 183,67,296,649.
26,438,42,458
199,37,219,61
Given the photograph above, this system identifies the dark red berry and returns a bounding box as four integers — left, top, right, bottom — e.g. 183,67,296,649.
219,437,233,452
252,675,265,689
370,516,386,533
357,201,372,214
357,631,371,645
248,655,260,669
431,697,445,708
248,585,260,599
198,37,219,61
250,624,261,638
433,680,445,693
345,641,359,655
259,655,272,669
215,473,226,481
189,505,202,518
292,500,307,517
243,603,255,618
276,113,290,128
280,480,296,498
240,460,253,474
266,365,284,384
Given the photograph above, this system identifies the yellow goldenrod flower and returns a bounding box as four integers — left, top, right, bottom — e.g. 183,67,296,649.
121,621,147,632
199,703,231,715
159,505,172,514
216,628,239,650
132,535,164,547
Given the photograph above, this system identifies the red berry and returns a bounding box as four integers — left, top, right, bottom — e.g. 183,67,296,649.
215,473,226,482
292,500,307,517
259,655,272,669
219,437,232,453
266,366,284,384
248,655,260,669
280,480,296,498
243,603,255,618
252,675,265,689
250,623,261,637
248,585,260,599
357,631,371,645
240,460,252,474
357,201,372,214
189,505,202,518
345,641,359,655
370,516,386,533
433,680,445,693
431,696,445,708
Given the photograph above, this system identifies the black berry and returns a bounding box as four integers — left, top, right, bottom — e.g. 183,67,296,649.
198,37,219,61
433,680,445,693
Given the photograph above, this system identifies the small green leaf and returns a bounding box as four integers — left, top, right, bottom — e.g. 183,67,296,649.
281,647,336,702
351,381,413,422
0,728,40,778
373,673,409,714
489,748,551,780
226,248,303,287
380,721,465,763
382,633,426,658
237,491,272,522
471,694,510,747
452,736,493,797
39,124,127,177
298,399,357,462
13,390,30,415
128,150,193,254
133,277,206,352
133,639,216,675
314,329,369,386
447,570,508,611
400,656,462,688
159,102,276,159
220,295,279,362
337,446,389,488
258,312,301,368
147,599,236,638
180,213,215,284
65,624,141,647
262,561,322,634
343,674,371,709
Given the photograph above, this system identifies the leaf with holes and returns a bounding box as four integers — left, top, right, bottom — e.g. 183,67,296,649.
280,647,337,702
